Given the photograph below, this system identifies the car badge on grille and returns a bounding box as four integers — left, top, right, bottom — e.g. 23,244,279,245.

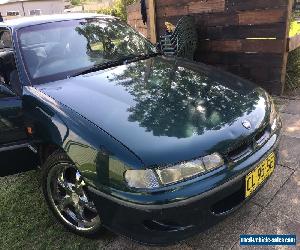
242,120,252,130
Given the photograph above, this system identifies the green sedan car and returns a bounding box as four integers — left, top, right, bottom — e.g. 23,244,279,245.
0,14,281,245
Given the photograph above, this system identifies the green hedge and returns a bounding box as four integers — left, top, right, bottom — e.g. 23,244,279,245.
71,0,81,6
286,48,300,91
97,0,138,21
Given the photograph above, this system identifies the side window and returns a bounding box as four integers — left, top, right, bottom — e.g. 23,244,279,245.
0,29,22,96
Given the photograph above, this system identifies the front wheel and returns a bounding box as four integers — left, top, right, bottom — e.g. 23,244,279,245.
41,150,102,237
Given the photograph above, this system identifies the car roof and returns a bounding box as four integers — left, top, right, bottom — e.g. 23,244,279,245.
0,13,115,30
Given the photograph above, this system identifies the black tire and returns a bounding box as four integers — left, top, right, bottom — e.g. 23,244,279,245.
41,149,103,238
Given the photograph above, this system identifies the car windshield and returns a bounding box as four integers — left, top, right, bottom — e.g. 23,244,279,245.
18,17,157,84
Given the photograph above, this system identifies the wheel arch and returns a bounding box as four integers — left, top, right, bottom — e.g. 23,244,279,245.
24,86,144,190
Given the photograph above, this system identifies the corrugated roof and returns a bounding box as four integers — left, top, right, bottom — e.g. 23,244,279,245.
0,0,61,5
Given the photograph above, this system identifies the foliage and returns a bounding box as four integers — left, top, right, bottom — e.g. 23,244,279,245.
97,0,138,21
71,0,81,6
290,20,300,37
286,47,300,90
286,14,300,91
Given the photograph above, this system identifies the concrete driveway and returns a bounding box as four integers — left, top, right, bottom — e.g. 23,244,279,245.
1,95,299,250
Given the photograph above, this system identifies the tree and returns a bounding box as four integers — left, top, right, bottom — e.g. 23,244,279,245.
97,0,138,21
71,0,81,6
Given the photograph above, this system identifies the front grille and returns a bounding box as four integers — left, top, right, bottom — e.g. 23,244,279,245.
255,127,270,146
227,141,252,161
226,125,270,162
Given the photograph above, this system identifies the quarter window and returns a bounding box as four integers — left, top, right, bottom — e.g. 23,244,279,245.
0,29,22,95
0,29,12,49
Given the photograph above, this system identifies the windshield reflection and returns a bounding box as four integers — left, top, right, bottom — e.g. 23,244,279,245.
18,17,156,84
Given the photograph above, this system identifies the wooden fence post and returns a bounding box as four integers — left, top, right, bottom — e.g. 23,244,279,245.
128,0,291,95
281,0,294,94
148,0,157,44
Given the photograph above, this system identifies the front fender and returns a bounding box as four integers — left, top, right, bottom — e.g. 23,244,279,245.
23,86,144,191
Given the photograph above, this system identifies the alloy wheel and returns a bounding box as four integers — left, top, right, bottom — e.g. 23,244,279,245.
46,163,100,231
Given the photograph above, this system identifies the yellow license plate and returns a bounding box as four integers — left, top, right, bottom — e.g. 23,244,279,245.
245,152,276,198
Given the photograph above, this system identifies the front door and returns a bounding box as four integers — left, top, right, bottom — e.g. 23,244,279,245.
0,28,38,177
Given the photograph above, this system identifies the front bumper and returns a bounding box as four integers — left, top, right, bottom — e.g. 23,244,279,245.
87,133,280,245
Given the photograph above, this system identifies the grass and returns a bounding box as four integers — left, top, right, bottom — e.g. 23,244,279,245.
0,171,116,250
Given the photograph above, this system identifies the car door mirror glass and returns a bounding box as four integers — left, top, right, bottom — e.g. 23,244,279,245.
0,30,12,49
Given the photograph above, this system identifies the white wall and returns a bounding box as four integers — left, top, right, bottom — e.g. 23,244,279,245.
0,0,64,18
0,2,23,17
23,1,64,15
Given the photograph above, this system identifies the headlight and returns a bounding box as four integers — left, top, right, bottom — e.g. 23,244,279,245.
125,169,160,189
125,153,224,189
156,158,206,185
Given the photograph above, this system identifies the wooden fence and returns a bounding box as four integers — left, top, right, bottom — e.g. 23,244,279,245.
127,0,295,95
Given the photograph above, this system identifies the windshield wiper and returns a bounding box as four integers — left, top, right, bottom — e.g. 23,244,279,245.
122,52,160,64
71,52,160,78
70,60,124,78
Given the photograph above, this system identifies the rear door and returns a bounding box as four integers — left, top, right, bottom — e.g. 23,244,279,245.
0,27,38,177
